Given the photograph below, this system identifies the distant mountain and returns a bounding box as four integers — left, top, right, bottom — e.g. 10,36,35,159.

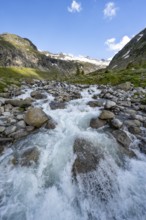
0,33,109,74
108,28,146,70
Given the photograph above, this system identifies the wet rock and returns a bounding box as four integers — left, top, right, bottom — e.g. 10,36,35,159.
72,138,103,176
99,110,115,120
30,91,47,99
5,98,33,108
12,147,40,166
45,117,56,129
87,100,104,108
0,138,13,154
90,118,107,129
24,107,49,128
124,119,141,127
105,100,116,109
112,130,131,148
110,118,123,129
128,126,141,135
49,101,66,110
10,129,28,140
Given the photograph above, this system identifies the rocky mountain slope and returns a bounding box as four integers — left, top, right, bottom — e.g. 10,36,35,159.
108,28,146,70
0,33,108,74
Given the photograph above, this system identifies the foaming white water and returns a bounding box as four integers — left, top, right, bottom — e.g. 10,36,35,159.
0,85,146,220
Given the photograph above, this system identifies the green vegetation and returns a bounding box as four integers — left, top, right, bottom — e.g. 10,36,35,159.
0,66,146,92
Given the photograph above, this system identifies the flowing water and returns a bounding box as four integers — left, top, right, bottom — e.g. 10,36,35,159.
0,84,146,220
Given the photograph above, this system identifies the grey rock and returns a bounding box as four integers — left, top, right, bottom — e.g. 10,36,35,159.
0,126,5,133
87,100,104,108
105,100,116,109
112,130,131,148
110,118,123,129
72,138,103,175
49,101,66,110
16,120,26,128
30,91,47,99
5,126,17,136
5,98,33,107
90,118,107,129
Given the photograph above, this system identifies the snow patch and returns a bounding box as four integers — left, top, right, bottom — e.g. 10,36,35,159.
44,52,109,67
122,50,130,59
137,34,143,42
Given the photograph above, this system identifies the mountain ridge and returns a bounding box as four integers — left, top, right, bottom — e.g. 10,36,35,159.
108,28,146,70
0,33,108,74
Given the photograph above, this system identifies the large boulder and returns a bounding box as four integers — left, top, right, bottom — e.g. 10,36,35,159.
72,138,103,176
24,107,49,128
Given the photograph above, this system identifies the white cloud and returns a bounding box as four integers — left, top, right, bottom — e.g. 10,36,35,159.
68,1,82,13
103,2,118,19
105,36,131,52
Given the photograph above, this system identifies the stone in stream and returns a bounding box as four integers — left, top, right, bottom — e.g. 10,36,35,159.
90,118,107,129
112,130,131,148
24,107,49,128
12,147,40,166
0,138,13,154
87,100,104,108
30,91,47,99
49,101,66,110
72,138,103,176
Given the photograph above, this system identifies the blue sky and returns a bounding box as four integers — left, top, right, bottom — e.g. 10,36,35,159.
0,0,146,59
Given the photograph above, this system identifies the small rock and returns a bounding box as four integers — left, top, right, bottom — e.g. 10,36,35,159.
105,100,116,109
110,118,123,129
4,126,17,136
50,101,66,110
87,100,104,108
30,91,47,99
0,126,5,133
112,130,131,148
99,110,115,120
16,120,26,128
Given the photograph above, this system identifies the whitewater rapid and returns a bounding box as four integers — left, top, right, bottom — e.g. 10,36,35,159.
0,85,146,220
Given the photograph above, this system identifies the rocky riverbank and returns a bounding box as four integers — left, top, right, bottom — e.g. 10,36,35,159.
1,80,146,160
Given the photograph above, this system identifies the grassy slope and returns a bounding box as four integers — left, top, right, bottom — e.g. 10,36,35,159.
1,66,146,92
